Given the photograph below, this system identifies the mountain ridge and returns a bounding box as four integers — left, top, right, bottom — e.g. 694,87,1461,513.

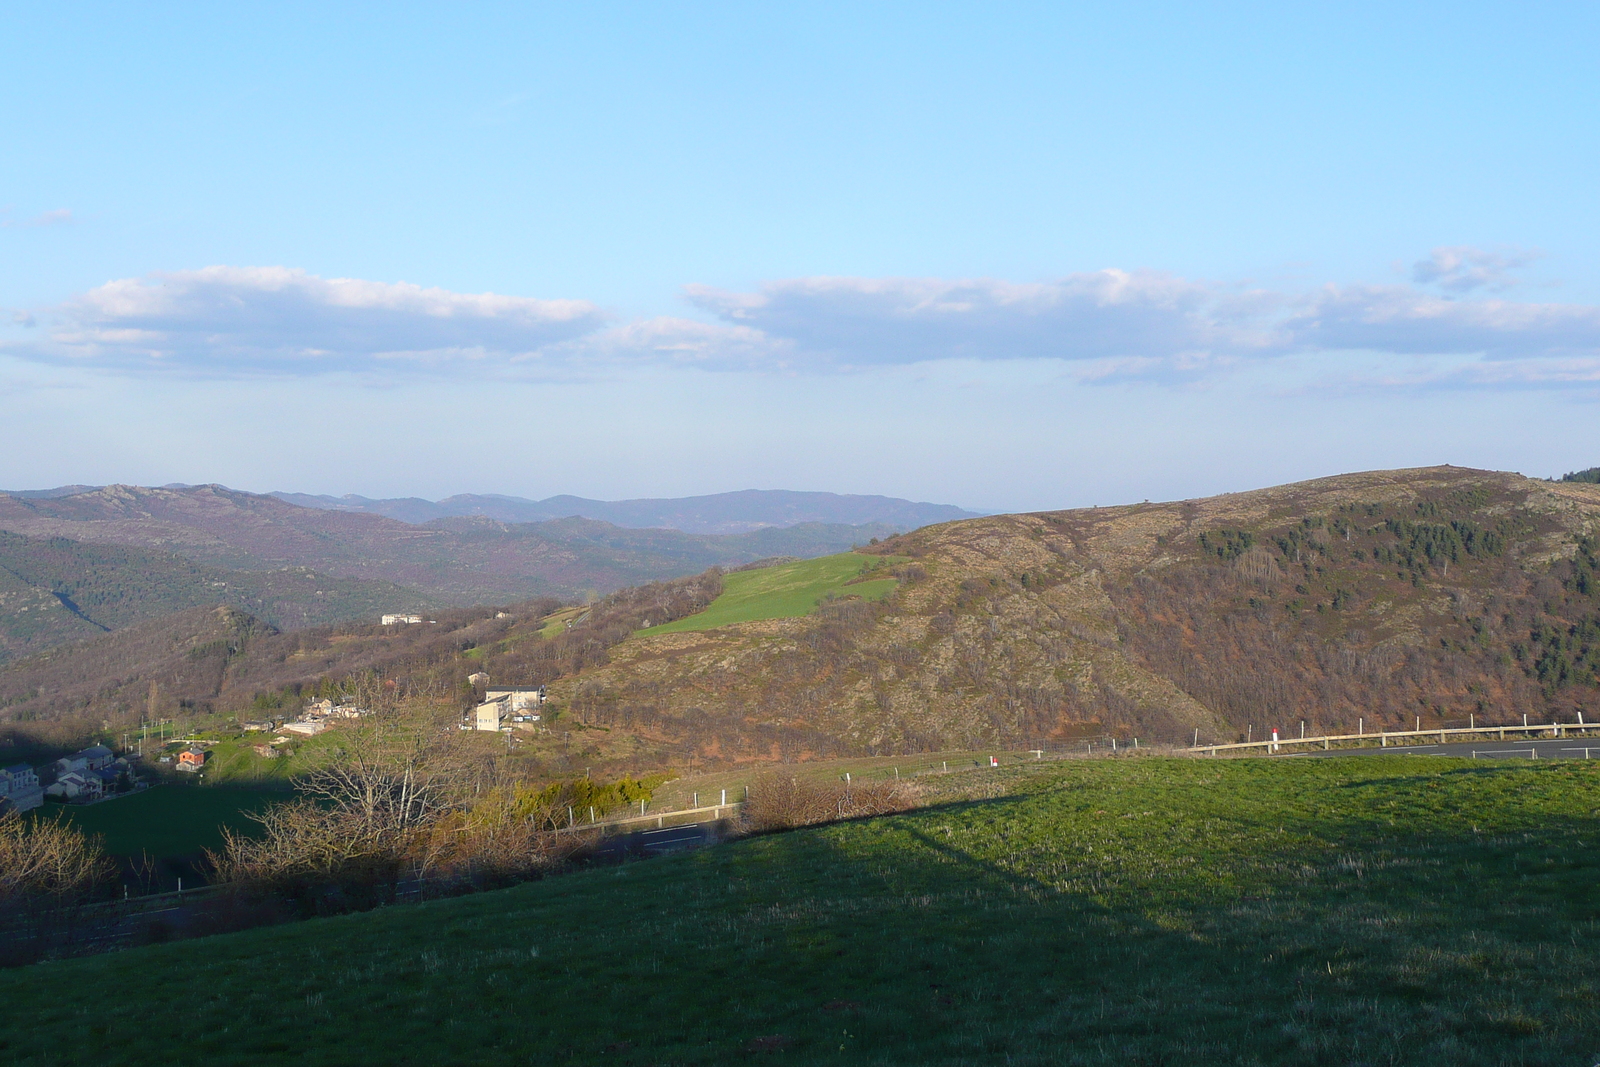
0,485,907,605
266,487,982,533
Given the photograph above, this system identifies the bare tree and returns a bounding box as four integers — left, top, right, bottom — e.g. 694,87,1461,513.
0,811,113,905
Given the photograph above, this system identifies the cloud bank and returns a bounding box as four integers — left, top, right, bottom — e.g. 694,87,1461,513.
6,249,1599,388
12,266,609,374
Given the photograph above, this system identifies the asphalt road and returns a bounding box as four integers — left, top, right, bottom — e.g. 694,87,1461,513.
1307,738,1600,760
588,821,722,861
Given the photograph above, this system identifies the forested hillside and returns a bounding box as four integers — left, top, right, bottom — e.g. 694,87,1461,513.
0,530,433,664
8,467,1600,775
0,485,899,603
0,573,722,753
542,466,1600,762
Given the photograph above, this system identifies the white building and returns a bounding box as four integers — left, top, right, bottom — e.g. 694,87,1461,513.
382,613,423,626
484,686,546,713
474,699,507,732
281,720,328,736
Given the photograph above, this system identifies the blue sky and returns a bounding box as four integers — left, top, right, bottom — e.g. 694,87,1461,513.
2,2,1597,512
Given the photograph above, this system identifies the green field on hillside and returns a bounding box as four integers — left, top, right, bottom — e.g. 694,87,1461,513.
173,730,346,786
51,785,283,858
647,552,901,635
5,756,1600,1065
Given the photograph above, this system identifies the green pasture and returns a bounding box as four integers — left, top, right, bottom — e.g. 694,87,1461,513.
191,731,344,786
538,606,584,639
6,755,1600,1064
646,749,1048,810
50,785,283,859
647,552,902,635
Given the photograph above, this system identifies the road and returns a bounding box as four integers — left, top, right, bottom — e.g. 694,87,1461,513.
1305,738,1600,760
588,820,723,862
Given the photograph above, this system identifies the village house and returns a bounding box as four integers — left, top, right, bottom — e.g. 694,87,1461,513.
175,749,206,773
299,699,366,721
281,719,327,736
50,743,115,780
251,743,280,759
0,765,44,813
46,770,103,801
473,697,507,732
381,613,423,626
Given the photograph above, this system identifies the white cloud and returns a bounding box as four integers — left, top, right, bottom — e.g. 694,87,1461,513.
542,316,788,372
684,271,1283,370
1410,245,1540,293
11,267,610,374
11,257,1600,389
1283,284,1600,359
0,208,73,228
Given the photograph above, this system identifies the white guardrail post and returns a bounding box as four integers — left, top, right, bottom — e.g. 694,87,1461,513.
1189,719,1600,756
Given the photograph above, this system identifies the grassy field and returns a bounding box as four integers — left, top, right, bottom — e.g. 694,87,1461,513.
4,755,1599,1064
646,749,1057,810
51,785,284,859
648,553,901,635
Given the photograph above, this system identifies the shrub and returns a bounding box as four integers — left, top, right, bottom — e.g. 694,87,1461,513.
740,773,920,834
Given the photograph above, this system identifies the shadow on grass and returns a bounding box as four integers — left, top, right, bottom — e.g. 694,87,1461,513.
2,758,1600,1066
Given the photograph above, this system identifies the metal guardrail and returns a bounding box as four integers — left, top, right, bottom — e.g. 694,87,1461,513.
1193,720,1600,755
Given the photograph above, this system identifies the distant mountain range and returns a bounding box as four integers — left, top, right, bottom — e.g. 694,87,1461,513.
0,485,920,657
264,488,982,534
6,485,979,534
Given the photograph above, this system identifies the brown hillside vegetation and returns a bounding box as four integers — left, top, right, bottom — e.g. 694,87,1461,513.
0,574,724,753
6,466,1600,776
0,485,897,604
546,466,1600,761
